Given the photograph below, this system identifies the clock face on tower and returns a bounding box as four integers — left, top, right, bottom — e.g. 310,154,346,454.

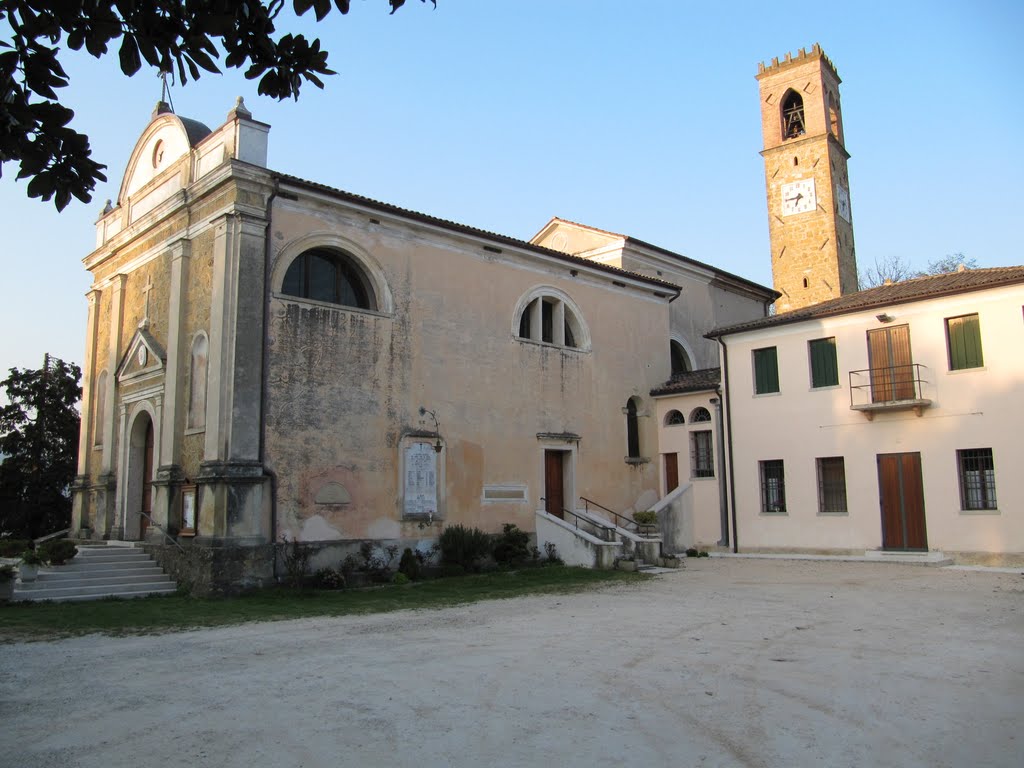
781,178,816,216
836,184,851,222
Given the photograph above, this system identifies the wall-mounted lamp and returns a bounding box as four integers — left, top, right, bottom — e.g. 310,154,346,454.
418,406,444,453
709,397,720,406
876,313,895,323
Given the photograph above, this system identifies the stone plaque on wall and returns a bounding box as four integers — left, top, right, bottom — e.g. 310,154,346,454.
403,442,438,518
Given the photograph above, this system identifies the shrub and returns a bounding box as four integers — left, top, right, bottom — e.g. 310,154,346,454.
391,572,410,585
0,564,16,581
279,535,311,588
438,563,466,578
685,547,699,558
438,524,491,572
398,548,420,581
20,548,44,566
39,539,77,565
0,539,30,558
633,510,658,526
492,523,530,567
312,567,346,590
543,541,562,565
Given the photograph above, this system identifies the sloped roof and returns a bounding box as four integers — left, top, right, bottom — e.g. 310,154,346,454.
707,267,1024,338
650,367,722,397
273,174,682,295
535,217,778,300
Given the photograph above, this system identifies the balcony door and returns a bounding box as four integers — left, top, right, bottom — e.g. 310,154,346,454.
867,325,914,402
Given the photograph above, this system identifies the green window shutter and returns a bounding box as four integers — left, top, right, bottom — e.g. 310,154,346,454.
809,338,839,387
948,315,983,370
754,347,779,394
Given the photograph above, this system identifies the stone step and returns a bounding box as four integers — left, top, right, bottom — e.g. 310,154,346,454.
30,566,165,581
13,582,178,602
58,558,157,571
74,548,151,559
20,572,171,588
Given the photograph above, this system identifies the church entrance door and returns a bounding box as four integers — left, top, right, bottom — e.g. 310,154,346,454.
544,450,565,519
125,411,155,540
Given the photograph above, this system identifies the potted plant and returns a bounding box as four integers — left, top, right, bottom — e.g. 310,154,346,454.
633,510,658,534
659,554,681,568
615,555,637,572
0,564,15,601
19,549,44,582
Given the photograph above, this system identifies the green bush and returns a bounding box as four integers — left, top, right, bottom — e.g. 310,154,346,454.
398,548,421,581
39,539,77,565
492,523,530,567
438,563,466,578
633,510,658,526
312,567,346,590
391,572,410,585
20,548,44,565
438,524,491,572
0,539,31,558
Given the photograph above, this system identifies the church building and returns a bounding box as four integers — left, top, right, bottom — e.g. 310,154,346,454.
70,97,773,589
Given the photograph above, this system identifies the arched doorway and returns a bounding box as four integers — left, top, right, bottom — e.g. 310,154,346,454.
125,411,155,540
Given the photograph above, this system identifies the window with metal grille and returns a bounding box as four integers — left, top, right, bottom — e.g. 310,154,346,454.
759,459,786,514
690,430,714,478
753,347,779,394
690,407,711,423
626,398,640,459
816,457,848,514
809,337,839,388
957,448,997,510
946,314,983,370
665,410,685,426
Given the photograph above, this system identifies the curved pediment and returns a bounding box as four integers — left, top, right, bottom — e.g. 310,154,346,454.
118,104,212,205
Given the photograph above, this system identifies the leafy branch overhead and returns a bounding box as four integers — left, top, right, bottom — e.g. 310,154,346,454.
0,0,436,211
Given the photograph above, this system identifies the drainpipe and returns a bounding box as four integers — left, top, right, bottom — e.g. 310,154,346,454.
259,179,279,582
710,388,728,548
716,336,739,553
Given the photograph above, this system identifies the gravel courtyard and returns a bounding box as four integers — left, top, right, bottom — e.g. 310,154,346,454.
1,559,1021,768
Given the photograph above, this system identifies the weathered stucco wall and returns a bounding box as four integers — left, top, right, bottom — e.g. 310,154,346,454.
265,203,671,542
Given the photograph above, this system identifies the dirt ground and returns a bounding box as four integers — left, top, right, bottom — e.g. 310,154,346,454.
1,559,1021,768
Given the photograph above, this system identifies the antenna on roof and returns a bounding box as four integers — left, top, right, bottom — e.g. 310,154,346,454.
158,69,176,114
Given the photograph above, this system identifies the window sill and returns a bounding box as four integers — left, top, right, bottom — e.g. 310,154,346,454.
809,384,841,392
946,366,986,375
690,475,716,481
515,337,589,354
753,391,781,398
959,508,999,516
817,512,849,517
760,511,788,517
184,426,206,437
273,293,391,318
624,457,650,466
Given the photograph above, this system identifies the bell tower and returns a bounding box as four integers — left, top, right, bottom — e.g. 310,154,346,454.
757,44,857,313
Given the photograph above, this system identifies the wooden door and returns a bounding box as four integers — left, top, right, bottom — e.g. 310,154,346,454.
140,419,154,538
868,325,914,402
544,450,564,519
877,452,927,551
665,453,679,493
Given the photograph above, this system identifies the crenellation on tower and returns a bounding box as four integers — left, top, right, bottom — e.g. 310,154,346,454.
757,43,839,82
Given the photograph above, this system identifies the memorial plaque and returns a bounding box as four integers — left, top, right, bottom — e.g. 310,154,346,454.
180,484,197,535
403,442,438,517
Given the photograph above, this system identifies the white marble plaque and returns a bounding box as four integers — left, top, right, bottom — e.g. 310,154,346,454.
404,442,438,517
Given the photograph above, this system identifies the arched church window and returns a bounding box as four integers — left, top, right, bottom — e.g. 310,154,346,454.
670,340,692,376
187,333,208,430
515,291,587,350
665,410,685,426
782,89,806,140
626,397,641,458
93,371,107,447
282,248,376,310
690,407,712,423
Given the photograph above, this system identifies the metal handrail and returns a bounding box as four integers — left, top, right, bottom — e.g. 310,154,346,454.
33,528,70,546
138,511,187,555
849,363,929,407
540,498,616,541
579,496,646,534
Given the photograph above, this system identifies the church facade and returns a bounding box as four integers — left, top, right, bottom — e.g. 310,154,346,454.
70,99,773,588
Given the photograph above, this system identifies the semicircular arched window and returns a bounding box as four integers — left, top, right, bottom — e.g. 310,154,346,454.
670,340,692,376
281,248,377,310
690,407,712,423
665,410,685,426
515,290,588,350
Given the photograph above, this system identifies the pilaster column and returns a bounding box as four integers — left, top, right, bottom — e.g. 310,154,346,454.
101,274,127,474
72,290,101,535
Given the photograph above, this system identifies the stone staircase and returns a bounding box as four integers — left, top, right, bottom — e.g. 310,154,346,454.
13,543,177,602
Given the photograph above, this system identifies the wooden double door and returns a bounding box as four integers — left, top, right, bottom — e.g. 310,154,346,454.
876,452,928,551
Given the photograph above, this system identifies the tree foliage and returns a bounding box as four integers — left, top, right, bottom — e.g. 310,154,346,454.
0,0,435,210
858,252,978,290
0,355,81,538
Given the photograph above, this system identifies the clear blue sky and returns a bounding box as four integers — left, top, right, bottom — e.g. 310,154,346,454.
1,0,1021,376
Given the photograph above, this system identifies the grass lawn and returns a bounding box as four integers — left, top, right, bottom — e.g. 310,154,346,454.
0,566,645,642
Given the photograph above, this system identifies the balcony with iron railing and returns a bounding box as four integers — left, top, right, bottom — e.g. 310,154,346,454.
849,363,932,419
